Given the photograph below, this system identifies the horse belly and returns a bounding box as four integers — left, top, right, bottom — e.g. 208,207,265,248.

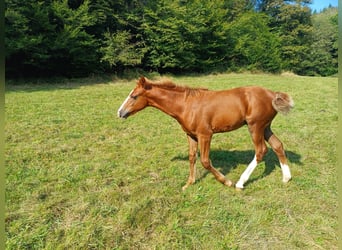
210,109,246,133
205,93,246,133
184,91,247,135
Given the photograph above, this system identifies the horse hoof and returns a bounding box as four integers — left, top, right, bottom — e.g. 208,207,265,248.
235,187,244,191
182,183,192,191
282,177,292,183
224,180,234,187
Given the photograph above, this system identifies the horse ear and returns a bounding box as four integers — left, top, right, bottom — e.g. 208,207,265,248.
138,76,151,90
138,76,146,85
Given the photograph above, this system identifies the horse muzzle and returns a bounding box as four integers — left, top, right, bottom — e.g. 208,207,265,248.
118,109,130,119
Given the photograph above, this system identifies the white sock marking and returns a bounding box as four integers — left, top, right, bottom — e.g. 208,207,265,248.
236,155,258,189
280,162,291,183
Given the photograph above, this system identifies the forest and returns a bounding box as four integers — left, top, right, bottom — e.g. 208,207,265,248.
5,0,338,78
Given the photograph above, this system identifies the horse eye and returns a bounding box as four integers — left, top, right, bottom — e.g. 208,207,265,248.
131,95,138,100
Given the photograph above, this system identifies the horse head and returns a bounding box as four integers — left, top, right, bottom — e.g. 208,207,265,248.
117,76,151,119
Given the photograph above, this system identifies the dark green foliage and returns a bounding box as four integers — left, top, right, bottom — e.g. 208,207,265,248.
49,0,101,76
5,0,102,77
141,0,233,73
100,30,146,69
5,0,338,78
257,0,314,74
307,8,338,76
277,4,313,74
5,0,56,76
229,12,281,72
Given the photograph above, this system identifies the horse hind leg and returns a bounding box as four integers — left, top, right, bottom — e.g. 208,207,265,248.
235,155,259,189
264,126,291,183
236,126,268,190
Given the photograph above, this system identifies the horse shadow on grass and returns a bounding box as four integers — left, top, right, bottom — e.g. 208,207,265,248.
171,149,302,187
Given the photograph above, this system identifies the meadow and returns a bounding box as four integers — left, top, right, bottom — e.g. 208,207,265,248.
5,73,337,249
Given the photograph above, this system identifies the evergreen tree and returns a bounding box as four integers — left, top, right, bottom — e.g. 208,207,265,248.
5,0,56,76
229,12,281,72
257,0,314,75
50,0,101,76
100,30,146,71
308,7,338,76
141,0,233,73
4,0,337,78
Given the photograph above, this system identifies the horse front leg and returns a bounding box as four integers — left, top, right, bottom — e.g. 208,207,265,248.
182,135,198,191
198,135,234,187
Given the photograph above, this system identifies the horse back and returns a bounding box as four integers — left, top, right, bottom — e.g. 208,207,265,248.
183,86,277,134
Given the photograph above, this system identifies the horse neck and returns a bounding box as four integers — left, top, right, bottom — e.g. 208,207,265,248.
146,87,185,119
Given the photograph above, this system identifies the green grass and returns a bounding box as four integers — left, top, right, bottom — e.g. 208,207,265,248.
5,73,337,249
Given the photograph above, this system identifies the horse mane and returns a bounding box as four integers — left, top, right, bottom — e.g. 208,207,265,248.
144,77,208,96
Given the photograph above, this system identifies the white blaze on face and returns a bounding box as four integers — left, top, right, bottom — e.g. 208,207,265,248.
117,90,133,117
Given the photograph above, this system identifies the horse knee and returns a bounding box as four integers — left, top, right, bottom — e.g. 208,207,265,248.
276,144,285,156
256,144,268,162
200,158,211,170
272,139,285,155
268,135,288,164
189,152,197,164
265,127,286,155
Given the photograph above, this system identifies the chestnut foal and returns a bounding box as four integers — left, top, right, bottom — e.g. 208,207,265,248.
118,77,294,190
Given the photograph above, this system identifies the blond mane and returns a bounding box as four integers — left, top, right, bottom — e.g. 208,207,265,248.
144,77,208,96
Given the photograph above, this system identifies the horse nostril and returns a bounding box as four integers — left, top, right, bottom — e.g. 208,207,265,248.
118,109,129,119
118,109,124,118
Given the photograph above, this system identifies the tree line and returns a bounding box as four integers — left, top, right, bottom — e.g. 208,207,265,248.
5,0,338,78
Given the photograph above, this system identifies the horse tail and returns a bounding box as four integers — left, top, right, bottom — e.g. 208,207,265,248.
272,92,294,115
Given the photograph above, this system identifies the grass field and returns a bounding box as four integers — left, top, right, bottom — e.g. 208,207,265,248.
5,73,337,249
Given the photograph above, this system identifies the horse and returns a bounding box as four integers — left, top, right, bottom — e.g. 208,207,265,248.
118,76,294,190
